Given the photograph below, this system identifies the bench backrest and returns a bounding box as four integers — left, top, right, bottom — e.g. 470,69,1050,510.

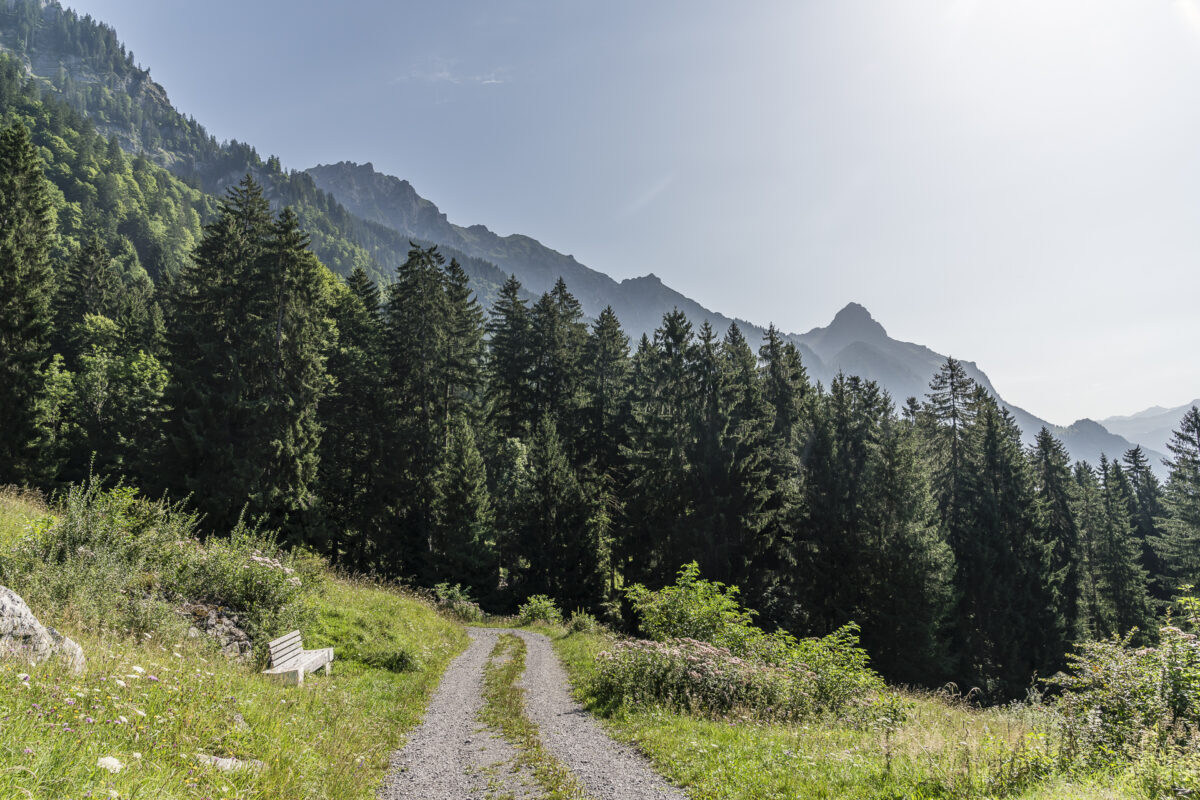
268,630,304,667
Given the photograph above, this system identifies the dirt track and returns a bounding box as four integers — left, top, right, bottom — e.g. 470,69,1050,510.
377,628,685,800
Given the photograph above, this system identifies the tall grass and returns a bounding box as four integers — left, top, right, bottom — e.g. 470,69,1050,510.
554,629,1136,800
0,487,469,799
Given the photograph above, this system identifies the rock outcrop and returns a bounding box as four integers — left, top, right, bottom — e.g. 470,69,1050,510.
178,601,253,661
0,586,85,673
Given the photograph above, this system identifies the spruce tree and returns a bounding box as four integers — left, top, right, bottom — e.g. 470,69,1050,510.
436,420,497,595
621,310,698,585
1031,427,1081,651
251,207,331,535
0,122,56,484
754,324,810,626
528,277,587,442
443,259,486,435
164,177,329,536
486,275,534,440
1157,407,1200,589
1123,445,1169,604
1096,457,1152,637
579,306,630,478
55,234,119,360
382,244,451,576
513,416,606,610
710,322,771,586
1072,462,1108,638
579,306,631,596
320,269,388,567
960,394,1052,697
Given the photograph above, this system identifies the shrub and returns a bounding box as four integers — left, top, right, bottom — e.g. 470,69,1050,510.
591,636,811,720
568,609,601,634
626,562,758,653
431,582,484,623
1050,589,1200,767
517,594,562,625
608,562,883,719
0,481,317,660
590,627,883,722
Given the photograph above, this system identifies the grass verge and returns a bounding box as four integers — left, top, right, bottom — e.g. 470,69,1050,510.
0,490,469,800
480,633,592,800
552,629,1138,800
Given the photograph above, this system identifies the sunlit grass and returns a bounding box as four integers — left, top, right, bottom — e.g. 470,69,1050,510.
552,629,1140,800
0,491,469,799
0,485,48,549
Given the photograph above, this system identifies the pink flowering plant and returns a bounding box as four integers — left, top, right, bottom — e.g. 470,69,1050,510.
1051,588,1200,768
593,563,883,721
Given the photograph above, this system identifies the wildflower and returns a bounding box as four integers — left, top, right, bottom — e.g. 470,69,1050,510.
148,675,159,682
114,679,126,688
17,673,28,682
85,716,95,723
131,666,145,674
97,755,124,773
22,748,32,754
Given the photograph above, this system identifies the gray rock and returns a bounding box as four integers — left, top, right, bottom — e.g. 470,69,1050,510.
0,586,86,674
177,602,252,661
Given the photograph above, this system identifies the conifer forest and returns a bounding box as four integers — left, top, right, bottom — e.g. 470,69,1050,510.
2,2,1200,712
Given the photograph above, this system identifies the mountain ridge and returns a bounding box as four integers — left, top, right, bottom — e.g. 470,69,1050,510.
306,161,1166,471
0,1,1170,473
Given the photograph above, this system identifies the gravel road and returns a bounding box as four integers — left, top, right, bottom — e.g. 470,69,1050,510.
377,627,686,800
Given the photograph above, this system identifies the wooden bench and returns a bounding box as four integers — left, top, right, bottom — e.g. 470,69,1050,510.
262,630,333,686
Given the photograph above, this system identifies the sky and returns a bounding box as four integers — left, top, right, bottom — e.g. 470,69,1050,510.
63,0,1200,424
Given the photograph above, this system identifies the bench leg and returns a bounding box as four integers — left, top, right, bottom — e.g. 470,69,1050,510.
324,662,331,676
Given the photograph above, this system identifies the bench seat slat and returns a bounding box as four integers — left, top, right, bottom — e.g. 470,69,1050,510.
268,631,302,650
270,643,303,664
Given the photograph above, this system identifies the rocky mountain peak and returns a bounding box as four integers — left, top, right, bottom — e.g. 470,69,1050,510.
828,302,887,340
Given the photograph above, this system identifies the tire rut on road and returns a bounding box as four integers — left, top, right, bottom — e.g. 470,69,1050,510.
377,627,685,800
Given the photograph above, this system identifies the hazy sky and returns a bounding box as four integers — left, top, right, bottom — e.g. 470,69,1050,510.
64,0,1200,424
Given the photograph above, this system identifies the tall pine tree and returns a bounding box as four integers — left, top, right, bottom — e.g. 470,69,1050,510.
0,122,56,483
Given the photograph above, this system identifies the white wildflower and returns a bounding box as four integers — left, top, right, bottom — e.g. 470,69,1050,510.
97,756,123,773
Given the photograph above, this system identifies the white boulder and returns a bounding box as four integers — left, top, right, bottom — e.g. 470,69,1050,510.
0,586,85,674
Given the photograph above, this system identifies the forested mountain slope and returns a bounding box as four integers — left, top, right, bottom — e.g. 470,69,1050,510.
0,0,1166,469
305,161,1166,469
0,0,516,304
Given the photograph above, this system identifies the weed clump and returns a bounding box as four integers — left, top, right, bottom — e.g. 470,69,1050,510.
1050,588,1200,774
567,609,601,634
517,594,563,626
431,582,484,623
593,562,883,721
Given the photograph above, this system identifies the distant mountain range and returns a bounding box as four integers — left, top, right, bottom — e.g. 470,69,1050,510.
1102,401,1200,458
0,0,1185,476
306,162,1171,473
